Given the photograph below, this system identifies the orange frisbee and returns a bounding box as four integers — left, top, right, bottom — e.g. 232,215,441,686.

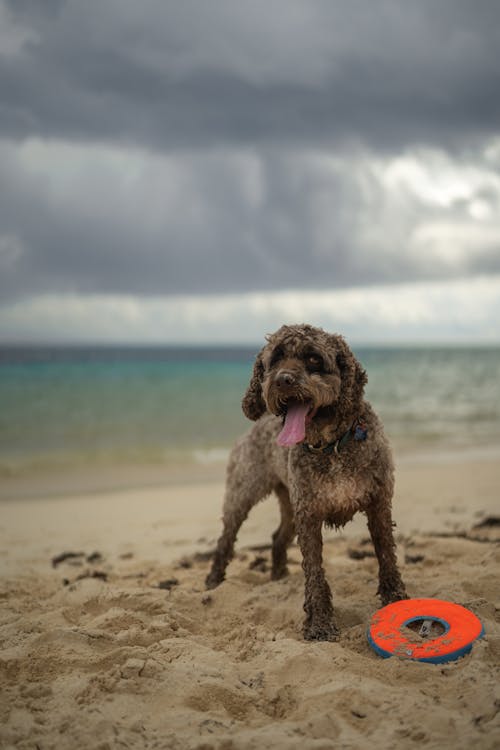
367,598,484,663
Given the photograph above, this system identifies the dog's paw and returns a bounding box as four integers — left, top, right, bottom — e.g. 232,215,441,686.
205,571,224,590
303,622,340,642
380,586,408,607
270,566,289,581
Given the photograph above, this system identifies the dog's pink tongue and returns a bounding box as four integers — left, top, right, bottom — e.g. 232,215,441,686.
277,402,310,447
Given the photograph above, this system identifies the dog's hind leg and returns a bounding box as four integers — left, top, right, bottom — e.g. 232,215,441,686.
271,483,295,580
205,440,273,590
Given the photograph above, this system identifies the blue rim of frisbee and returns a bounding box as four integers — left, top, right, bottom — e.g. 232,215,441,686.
367,599,485,664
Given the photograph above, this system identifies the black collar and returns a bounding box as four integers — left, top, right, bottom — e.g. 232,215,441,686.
303,419,367,456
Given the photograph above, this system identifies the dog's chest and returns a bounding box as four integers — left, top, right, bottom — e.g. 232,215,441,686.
288,452,371,522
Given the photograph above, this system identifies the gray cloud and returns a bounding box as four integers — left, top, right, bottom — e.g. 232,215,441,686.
1,141,499,302
1,0,500,152
0,0,499,308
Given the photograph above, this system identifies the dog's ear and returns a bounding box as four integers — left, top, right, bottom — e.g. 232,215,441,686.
333,335,367,413
242,350,266,421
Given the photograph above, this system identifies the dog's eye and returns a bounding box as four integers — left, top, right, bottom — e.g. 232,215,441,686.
270,346,284,367
305,353,324,372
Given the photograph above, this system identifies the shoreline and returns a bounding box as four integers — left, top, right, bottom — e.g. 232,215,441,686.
1,446,499,578
2,441,500,503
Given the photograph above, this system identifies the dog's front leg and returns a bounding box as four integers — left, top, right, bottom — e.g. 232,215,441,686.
295,508,339,641
366,497,408,606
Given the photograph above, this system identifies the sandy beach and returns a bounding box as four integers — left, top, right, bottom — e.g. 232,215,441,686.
1,448,499,749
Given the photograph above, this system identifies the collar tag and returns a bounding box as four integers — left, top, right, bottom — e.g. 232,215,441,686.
354,422,368,441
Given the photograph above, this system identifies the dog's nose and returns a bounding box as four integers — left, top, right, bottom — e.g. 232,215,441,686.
276,370,296,389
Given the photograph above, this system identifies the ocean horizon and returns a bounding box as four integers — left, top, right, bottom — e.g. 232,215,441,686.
1,343,500,482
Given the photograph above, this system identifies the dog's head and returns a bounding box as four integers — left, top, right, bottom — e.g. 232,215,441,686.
242,324,367,446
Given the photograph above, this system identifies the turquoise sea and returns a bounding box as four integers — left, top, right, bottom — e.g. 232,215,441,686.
1,346,499,479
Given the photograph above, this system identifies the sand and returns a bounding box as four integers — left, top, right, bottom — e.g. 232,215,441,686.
1,448,499,749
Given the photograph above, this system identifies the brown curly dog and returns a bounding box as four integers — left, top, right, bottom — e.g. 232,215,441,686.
206,324,407,641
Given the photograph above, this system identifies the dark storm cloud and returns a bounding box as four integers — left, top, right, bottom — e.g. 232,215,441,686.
1,0,500,152
0,147,382,300
2,141,498,302
0,0,499,306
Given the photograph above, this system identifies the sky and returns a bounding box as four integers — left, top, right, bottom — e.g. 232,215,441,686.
0,0,499,344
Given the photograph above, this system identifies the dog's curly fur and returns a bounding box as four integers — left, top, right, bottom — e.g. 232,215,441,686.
206,324,407,641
